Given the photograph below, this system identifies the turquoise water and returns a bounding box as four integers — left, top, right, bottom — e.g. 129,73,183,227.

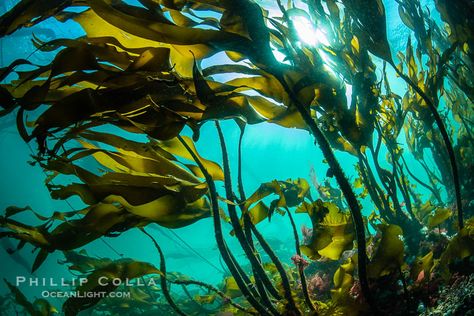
0,0,470,315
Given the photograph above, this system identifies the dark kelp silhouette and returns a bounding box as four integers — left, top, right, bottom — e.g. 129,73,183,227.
0,0,473,315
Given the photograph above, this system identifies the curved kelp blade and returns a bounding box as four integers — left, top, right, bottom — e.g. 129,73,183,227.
62,259,161,316
297,200,355,261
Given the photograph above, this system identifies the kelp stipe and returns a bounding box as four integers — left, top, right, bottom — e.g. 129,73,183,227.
286,206,316,312
215,122,289,314
0,0,473,315
141,228,187,316
235,123,308,314
177,135,271,315
273,72,373,307
234,122,283,314
390,59,464,229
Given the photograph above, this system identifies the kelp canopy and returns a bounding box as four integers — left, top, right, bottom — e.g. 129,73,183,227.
0,0,473,315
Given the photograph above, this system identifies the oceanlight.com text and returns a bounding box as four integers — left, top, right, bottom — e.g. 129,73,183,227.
41,290,131,299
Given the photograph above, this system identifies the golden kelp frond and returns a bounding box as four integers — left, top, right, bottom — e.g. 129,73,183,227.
228,178,312,236
194,60,311,129
91,285,161,315
242,178,312,222
367,224,404,278
0,132,218,271
297,200,354,260
67,7,214,77
46,133,212,215
0,0,472,314
0,39,193,144
62,259,161,316
0,0,70,36
58,251,165,314
42,157,208,210
245,201,270,227
1,146,210,270
412,201,453,229
4,279,58,316
102,195,211,228
60,249,114,274
340,0,392,63
4,205,83,223
426,208,453,228
223,275,243,299
324,255,367,316
156,135,225,181
435,0,474,45
410,251,434,281
245,178,311,209
436,217,474,279
1,203,148,271
282,5,381,150
0,0,386,157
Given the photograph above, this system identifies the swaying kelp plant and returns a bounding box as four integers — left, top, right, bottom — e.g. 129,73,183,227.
0,0,473,315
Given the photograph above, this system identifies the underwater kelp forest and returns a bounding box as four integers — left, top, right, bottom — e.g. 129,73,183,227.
0,0,473,315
